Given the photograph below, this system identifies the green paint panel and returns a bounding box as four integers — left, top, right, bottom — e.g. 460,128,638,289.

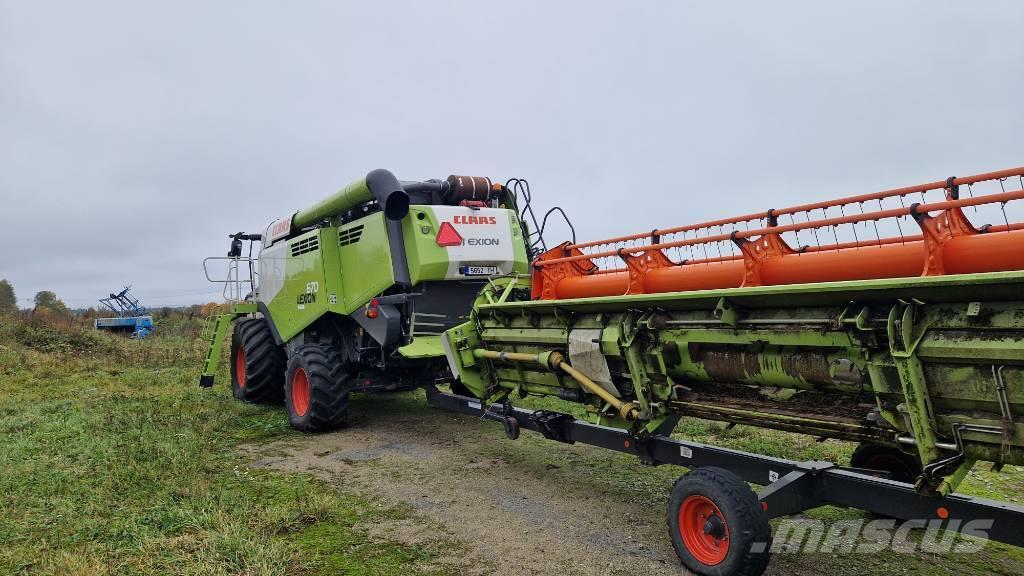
339,212,395,313
265,228,333,342
507,210,529,275
478,270,1024,314
398,335,445,359
445,271,1024,493
402,206,449,284
293,176,371,228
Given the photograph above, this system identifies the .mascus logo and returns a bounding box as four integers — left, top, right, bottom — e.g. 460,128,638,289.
452,215,497,225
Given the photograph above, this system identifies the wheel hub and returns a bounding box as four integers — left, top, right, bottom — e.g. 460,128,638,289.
291,368,310,417
678,494,730,566
235,348,247,389
703,514,726,540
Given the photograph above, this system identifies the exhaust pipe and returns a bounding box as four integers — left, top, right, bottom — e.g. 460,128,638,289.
366,169,410,221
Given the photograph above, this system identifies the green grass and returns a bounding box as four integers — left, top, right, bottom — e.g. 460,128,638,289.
3,313,1024,575
0,316,452,575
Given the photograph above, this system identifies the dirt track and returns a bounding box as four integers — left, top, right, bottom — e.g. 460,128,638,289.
243,392,1022,576
245,392,691,575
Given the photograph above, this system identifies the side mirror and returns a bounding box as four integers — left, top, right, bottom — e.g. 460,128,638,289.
227,238,243,258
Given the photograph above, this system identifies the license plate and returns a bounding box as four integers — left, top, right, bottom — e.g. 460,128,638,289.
462,266,499,276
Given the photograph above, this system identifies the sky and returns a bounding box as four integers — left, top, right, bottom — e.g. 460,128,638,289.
1,1,1022,308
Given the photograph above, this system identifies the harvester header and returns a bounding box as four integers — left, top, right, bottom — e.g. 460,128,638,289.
532,166,1024,299
437,165,1024,573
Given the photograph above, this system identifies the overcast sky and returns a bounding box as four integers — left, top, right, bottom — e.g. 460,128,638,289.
1,1,1022,308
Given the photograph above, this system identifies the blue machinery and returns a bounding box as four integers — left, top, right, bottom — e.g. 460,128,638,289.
95,286,154,338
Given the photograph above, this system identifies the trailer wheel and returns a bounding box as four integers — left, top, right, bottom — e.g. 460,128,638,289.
668,467,771,576
850,443,922,484
230,318,286,404
285,344,352,432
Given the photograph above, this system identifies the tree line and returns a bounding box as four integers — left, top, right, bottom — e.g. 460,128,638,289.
0,279,223,318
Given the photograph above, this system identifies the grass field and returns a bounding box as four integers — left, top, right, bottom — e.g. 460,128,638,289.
1,313,1023,575
0,315,450,575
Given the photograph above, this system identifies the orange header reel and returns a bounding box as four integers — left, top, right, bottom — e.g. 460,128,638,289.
532,167,1024,300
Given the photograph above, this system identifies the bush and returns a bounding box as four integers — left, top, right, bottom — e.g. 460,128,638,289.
11,314,104,353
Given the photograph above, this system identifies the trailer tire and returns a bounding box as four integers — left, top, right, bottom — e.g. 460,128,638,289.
668,467,772,576
850,443,922,484
231,318,286,404
285,344,352,432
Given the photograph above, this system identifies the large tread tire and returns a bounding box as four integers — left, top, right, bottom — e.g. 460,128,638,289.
285,344,352,432
230,318,286,404
668,467,772,576
850,442,922,484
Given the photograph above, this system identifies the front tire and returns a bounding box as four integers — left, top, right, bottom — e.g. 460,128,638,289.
285,344,352,432
668,467,772,576
230,318,286,404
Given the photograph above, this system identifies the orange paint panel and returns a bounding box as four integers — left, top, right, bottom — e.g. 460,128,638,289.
943,232,1024,274
545,229,1024,299
556,272,630,299
645,262,745,293
759,243,924,285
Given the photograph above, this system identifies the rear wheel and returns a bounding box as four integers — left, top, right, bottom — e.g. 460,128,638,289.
850,442,922,484
285,344,352,432
230,318,286,403
668,467,772,576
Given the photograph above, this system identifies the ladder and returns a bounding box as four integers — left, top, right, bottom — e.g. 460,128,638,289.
198,303,257,388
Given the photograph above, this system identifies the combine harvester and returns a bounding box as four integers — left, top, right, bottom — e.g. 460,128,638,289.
202,166,1024,576
200,170,529,416
95,286,154,338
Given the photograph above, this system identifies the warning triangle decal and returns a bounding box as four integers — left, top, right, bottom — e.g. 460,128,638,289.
436,221,464,247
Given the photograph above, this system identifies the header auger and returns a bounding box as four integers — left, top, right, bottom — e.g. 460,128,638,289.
203,165,1024,576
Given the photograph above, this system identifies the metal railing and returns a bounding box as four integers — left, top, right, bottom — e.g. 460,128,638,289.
203,256,258,303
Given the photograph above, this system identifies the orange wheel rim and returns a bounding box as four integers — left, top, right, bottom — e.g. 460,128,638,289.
235,348,247,389
679,495,730,565
292,368,310,417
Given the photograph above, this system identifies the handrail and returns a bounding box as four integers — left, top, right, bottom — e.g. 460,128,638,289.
203,256,258,303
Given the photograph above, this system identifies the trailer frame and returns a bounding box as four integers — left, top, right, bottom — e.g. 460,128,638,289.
425,386,1024,551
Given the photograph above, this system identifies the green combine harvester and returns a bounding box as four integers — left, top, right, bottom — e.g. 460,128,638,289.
201,169,528,429
202,166,1024,576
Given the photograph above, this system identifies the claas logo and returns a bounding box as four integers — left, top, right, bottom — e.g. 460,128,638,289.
452,215,497,225
436,218,500,247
